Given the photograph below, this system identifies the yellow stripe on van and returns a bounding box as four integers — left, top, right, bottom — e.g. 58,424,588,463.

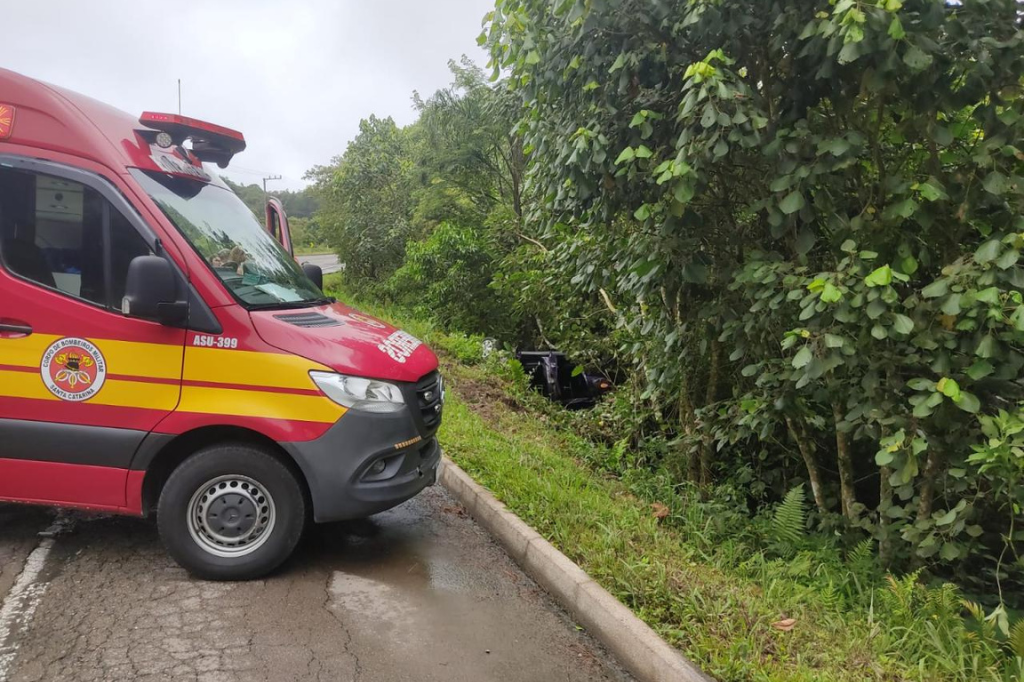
2,334,183,379
178,385,345,423
183,346,331,391
0,370,179,411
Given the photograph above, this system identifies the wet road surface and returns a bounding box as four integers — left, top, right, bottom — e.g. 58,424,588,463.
0,486,631,682
298,253,342,274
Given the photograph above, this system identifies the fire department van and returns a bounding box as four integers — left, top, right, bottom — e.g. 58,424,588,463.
0,69,444,580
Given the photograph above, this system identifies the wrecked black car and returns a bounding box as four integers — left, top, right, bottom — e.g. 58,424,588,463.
515,350,613,409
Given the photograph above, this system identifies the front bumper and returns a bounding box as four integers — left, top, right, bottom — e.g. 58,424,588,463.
281,407,442,523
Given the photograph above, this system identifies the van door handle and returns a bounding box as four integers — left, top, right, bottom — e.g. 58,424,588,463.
0,320,32,338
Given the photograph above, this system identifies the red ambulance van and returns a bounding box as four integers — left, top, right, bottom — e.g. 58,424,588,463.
0,69,444,580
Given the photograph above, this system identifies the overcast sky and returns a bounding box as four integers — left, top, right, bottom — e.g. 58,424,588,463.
3,0,494,190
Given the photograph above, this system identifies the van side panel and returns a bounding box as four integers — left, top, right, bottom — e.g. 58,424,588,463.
0,459,132,512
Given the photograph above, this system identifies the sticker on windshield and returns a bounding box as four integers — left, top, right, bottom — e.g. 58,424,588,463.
40,337,107,402
378,331,421,364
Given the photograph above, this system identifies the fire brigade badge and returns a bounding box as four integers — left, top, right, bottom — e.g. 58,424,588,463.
40,337,107,402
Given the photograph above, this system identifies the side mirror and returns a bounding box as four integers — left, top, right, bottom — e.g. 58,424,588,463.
302,262,324,291
122,255,187,325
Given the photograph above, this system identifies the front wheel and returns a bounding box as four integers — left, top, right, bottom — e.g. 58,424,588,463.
157,443,307,580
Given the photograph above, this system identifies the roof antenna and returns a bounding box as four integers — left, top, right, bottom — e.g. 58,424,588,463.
177,79,182,115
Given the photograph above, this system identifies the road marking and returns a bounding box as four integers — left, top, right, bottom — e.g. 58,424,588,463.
0,515,71,681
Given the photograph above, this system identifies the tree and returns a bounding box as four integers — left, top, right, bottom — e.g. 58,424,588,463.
306,115,416,287
484,0,1024,586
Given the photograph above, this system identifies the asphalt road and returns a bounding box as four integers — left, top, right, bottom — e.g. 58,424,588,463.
0,486,632,682
299,253,343,274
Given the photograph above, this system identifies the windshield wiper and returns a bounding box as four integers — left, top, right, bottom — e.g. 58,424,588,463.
247,297,334,311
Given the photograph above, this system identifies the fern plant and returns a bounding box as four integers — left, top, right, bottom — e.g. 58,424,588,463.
770,485,806,558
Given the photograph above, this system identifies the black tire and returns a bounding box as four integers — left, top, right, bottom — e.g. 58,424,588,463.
157,443,307,581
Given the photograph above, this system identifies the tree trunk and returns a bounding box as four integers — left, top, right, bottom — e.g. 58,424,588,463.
785,416,829,514
678,387,700,483
699,337,721,487
878,465,894,569
832,401,858,521
915,448,941,524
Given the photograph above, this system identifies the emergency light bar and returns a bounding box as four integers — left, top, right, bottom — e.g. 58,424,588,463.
139,112,246,168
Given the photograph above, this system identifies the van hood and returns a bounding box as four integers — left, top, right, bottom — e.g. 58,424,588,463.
250,302,438,384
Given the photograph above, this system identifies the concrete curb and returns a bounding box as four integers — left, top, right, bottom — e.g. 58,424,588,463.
438,458,713,682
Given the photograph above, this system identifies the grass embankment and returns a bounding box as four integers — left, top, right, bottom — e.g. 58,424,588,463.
325,276,1012,682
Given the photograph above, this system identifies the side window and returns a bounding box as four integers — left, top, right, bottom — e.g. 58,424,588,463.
0,166,152,309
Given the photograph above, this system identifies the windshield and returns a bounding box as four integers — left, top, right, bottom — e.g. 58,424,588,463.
129,168,323,308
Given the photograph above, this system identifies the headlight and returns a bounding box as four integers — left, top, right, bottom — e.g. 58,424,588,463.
310,372,406,413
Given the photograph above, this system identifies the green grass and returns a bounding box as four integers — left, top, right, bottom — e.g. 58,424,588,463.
293,247,332,257
325,275,1018,682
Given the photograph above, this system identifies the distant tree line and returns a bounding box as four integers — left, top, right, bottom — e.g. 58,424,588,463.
222,177,327,252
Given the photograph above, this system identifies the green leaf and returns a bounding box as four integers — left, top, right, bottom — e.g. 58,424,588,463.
996,249,1019,270
954,391,980,414
634,145,653,159
976,334,996,358
634,204,651,221
888,16,905,40
913,399,935,418
780,190,805,215
975,287,1001,304
614,147,635,164
975,239,1003,264
982,172,1008,196
840,239,857,253
876,450,895,466
1012,305,1024,332
917,181,946,202
892,314,914,335
921,278,949,298
571,364,585,377
907,378,936,391
966,360,994,380
871,324,888,340
525,50,541,65
941,293,962,316
939,543,960,561
821,283,842,303
900,255,919,275
610,54,626,73
884,199,918,220
937,377,960,400
865,265,893,287
867,298,887,319
673,180,694,204
792,346,813,369
903,45,932,70
934,508,957,526
825,333,845,348
821,138,850,156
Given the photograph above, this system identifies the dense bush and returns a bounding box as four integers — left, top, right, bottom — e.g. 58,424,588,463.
389,221,516,336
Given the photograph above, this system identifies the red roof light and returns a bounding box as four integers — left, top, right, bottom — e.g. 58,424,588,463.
140,112,244,143
139,111,246,168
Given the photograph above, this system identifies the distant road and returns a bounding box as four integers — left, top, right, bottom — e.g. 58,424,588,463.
300,252,343,274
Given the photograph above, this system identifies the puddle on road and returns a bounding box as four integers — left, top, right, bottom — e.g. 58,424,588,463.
328,572,417,629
